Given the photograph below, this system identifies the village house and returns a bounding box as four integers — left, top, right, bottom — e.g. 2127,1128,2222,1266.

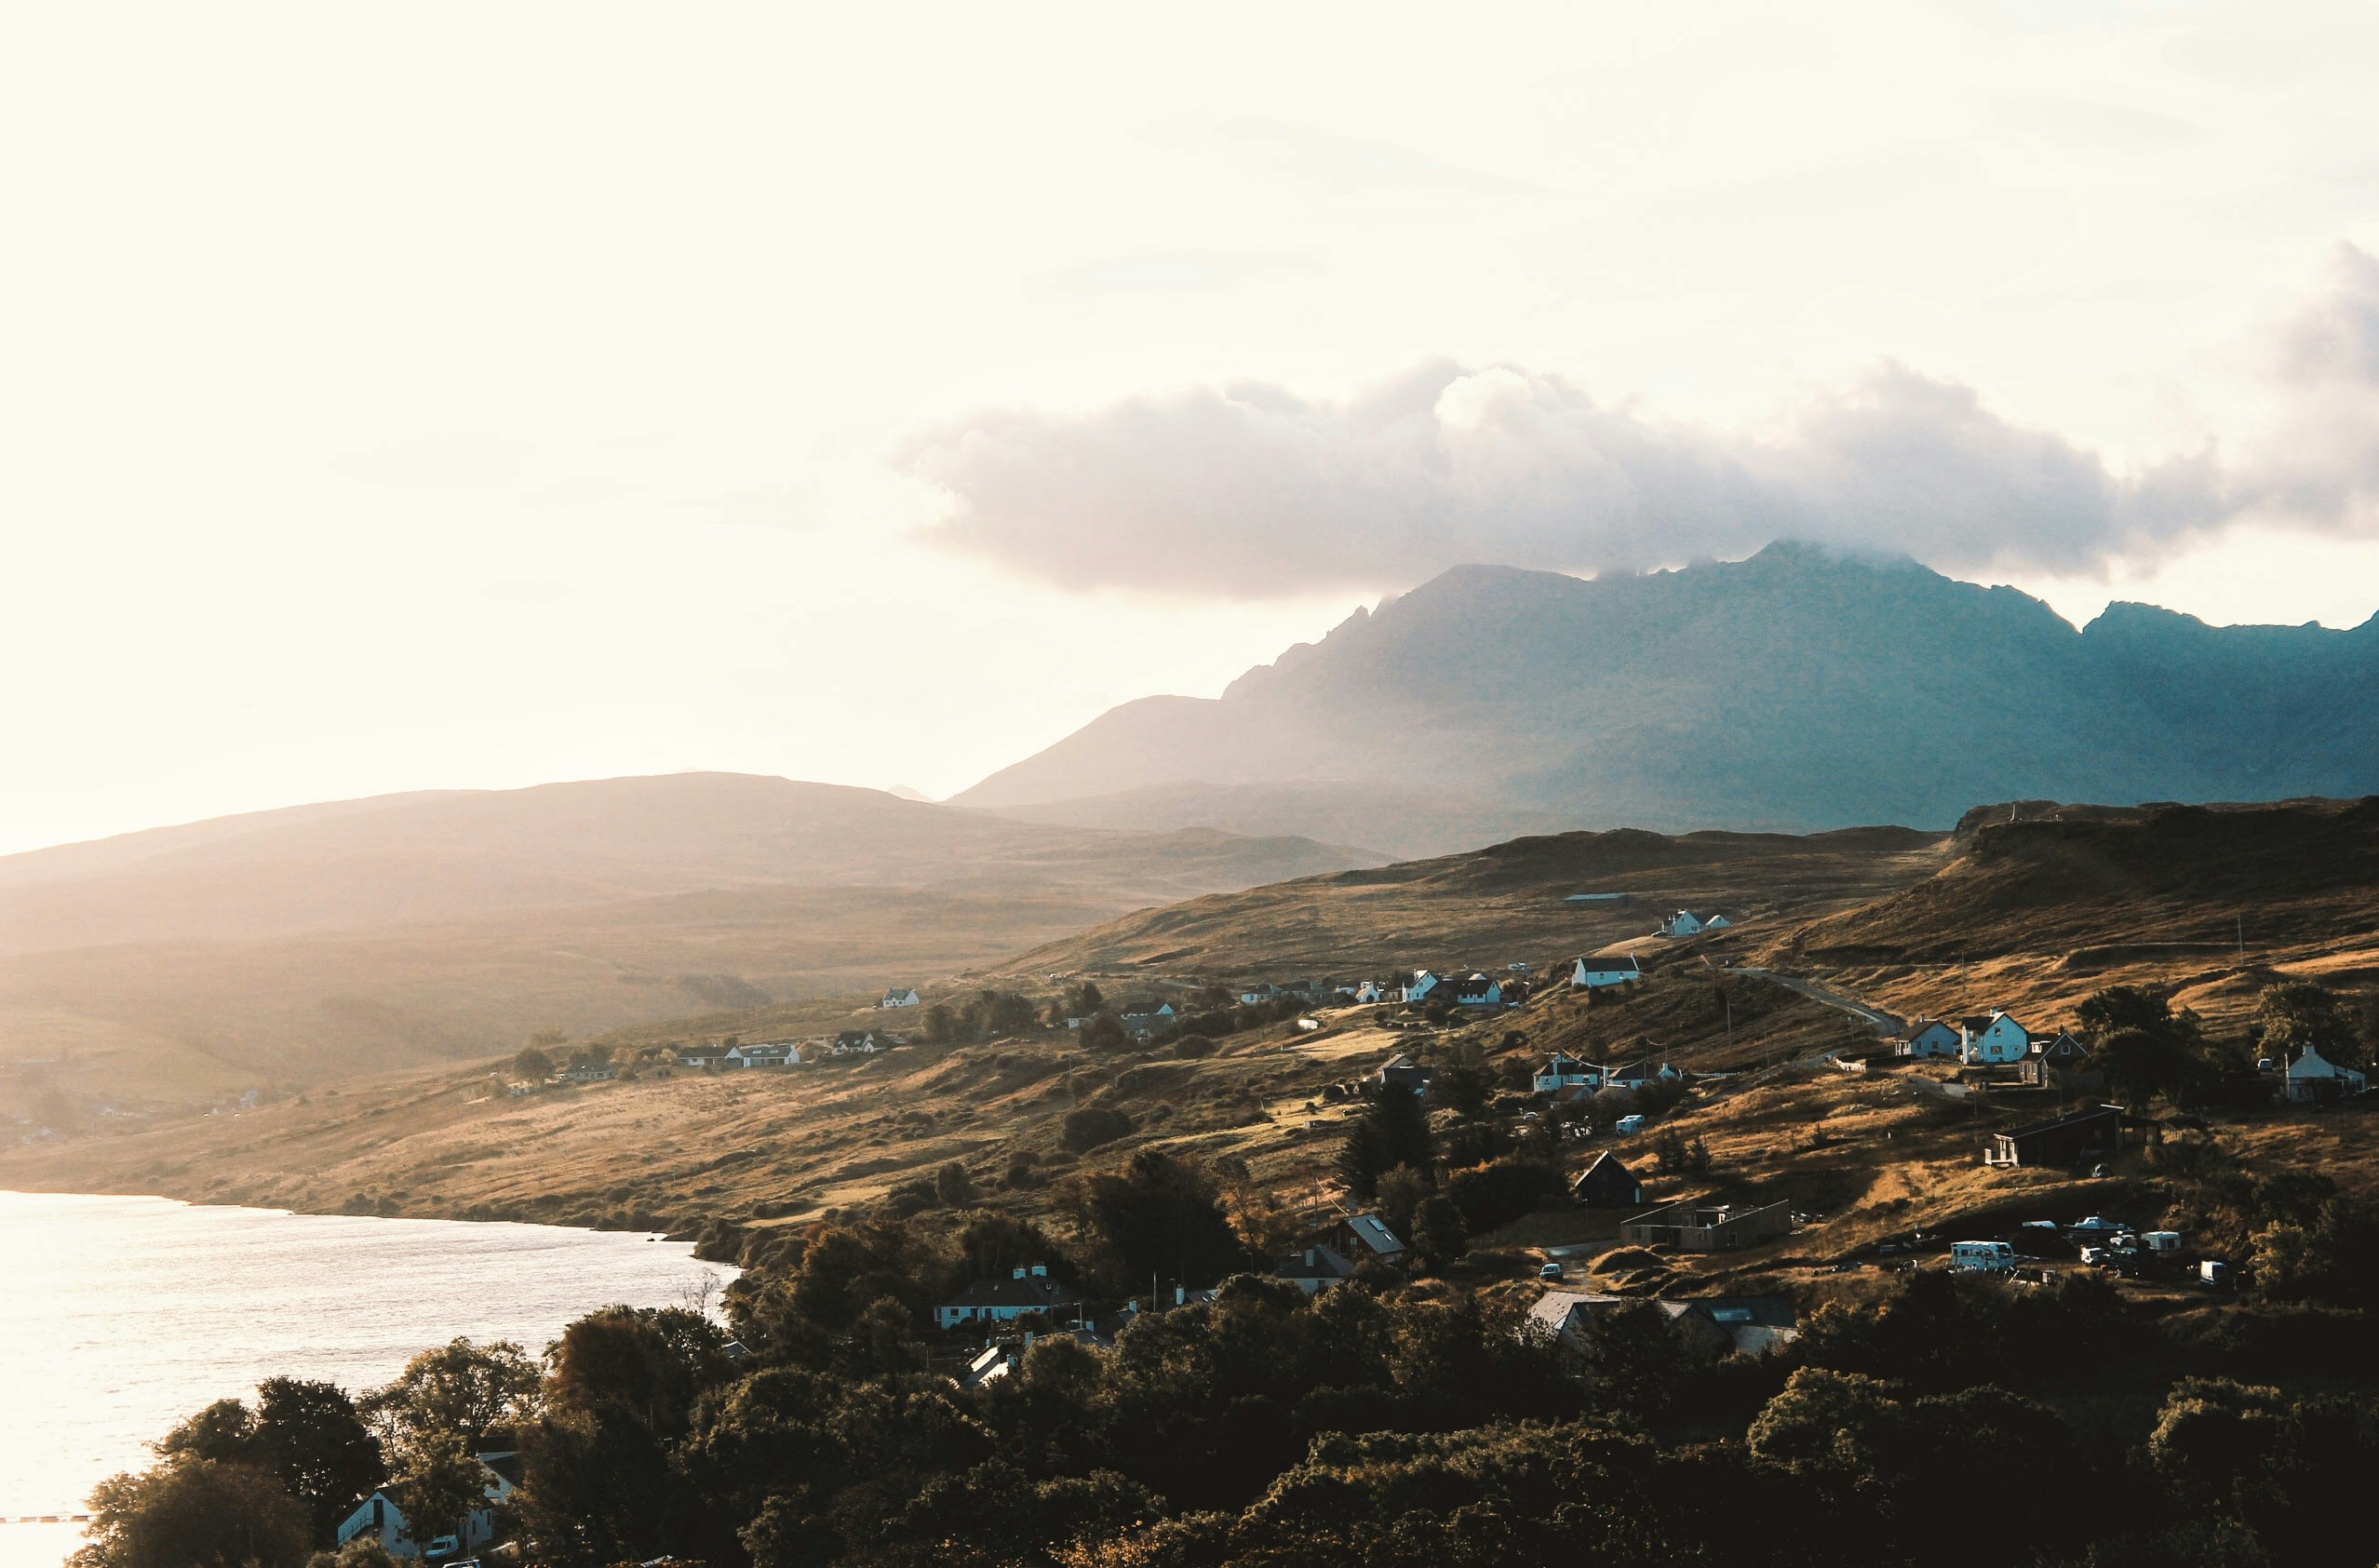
1401,971,1441,1003
1959,1011,2041,1066
677,1044,732,1069
933,1265,1083,1331
2019,1029,2097,1085
1569,954,1644,989
1886,1019,1961,1058
1533,1053,1600,1093
879,986,921,1010
1376,1053,1436,1098
1273,1244,1358,1294
2283,1045,2370,1104
336,1454,521,1559
1620,1198,1794,1251
1528,1292,1797,1359
1660,911,1732,938
1601,1058,1681,1092
831,1030,882,1055
1238,983,1281,1005
724,1040,800,1068
1983,1103,2125,1168
1569,1150,1645,1208
1119,1002,1177,1038
1327,1211,1407,1267
557,1062,616,1085
1450,972,1505,1009
1353,980,1388,1004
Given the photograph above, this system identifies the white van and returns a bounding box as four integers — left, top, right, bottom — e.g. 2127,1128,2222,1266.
1949,1240,2017,1273
1614,1114,1646,1135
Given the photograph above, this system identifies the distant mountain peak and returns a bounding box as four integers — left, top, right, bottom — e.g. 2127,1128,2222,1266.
955,543,2379,851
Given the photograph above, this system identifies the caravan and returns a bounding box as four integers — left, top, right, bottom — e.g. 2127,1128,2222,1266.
1948,1240,2017,1273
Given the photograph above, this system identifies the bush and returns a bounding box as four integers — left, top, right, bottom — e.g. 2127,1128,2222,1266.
1062,1106,1135,1153
1445,1159,1560,1234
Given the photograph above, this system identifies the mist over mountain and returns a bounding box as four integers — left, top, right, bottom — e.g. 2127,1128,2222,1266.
955,542,2379,853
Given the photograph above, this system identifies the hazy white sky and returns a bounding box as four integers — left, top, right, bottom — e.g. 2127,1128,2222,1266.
7,1,2379,854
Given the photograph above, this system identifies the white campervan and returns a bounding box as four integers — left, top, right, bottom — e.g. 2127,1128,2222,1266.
1949,1240,2017,1273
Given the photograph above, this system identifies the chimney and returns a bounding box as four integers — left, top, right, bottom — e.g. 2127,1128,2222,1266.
1012,1266,1027,1280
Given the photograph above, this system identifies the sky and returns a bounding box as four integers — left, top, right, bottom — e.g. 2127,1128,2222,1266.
7,1,2379,854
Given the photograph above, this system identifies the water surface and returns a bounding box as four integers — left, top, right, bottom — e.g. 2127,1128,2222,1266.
0,1191,731,1568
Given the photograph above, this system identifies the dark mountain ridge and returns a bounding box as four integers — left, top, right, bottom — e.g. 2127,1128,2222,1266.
956,543,2379,853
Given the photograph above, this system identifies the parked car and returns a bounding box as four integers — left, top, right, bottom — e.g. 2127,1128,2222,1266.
2068,1215,2128,1239
1539,1262,1565,1280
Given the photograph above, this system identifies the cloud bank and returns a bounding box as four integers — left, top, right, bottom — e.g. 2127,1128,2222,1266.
899,248,2379,597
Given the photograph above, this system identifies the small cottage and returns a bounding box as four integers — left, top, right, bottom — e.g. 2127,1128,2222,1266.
1570,1150,1644,1208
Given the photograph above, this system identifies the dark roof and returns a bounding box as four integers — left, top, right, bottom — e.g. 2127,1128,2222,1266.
1681,1295,1796,1328
835,1029,876,1045
1574,1150,1636,1181
942,1274,1083,1311
2001,1103,2123,1140
1274,1246,1357,1283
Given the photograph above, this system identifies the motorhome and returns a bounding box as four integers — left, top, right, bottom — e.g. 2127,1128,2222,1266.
1949,1240,2017,1273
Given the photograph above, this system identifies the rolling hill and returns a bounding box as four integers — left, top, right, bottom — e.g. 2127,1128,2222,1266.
954,543,2379,853
0,773,1378,1101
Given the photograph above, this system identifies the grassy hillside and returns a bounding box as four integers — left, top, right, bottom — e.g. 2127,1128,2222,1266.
8,796,2374,1315
1010,823,1944,979
0,774,1379,1102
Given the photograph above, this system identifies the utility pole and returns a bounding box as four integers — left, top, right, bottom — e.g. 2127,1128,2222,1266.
2238,913,2245,960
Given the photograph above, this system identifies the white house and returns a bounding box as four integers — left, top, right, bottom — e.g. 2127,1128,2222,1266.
724,1041,800,1068
336,1455,518,1560
1570,954,1643,989
1354,980,1388,1004
879,987,921,1010
1451,972,1504,1008
1960,1012,2035,1066
2285,1045,2371,1103
1120,1003,1176,1038
1603,1059,1681,1092
1239,984,1280,1005
1533,1053,1600,1093
1887,1019,1961,1058
831,1030,881,1055
1400,971,1441,1004
933,1265,1082,1330
1274,1244,1358,1294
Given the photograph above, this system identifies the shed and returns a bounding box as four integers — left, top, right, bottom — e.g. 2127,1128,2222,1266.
1570,1151,1645,1208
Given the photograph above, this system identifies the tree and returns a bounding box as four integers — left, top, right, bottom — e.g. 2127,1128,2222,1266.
1082,1013,1129,1052
935,1160,976,1206
1062,1106,1135,1152
305,1541,402,1568
2094,1026,2211,1108
1337,1084,1433,1199
513,1046,556,1080
1410,1194,1468,1272
924,1003,959,1043
255,1378,383,1544
384,1430,488,1562
362,1338,542,1453
158,1399,258,1464
72,1455,309,1568
1374,1164,1431,1237
1433,1045,1493,1119
1077,1150,1246,1290
2256,980,2364,1067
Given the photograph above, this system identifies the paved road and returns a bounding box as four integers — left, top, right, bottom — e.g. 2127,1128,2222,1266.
1714,961,1903,1034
